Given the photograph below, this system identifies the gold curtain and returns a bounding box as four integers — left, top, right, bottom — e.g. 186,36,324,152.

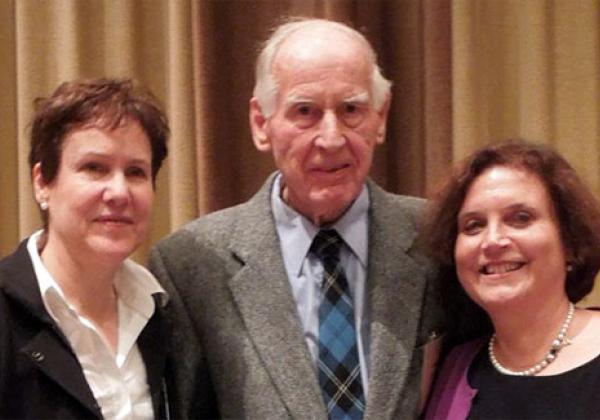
1,0,451,260
2,0,599,301
0,0,197,260
453,0,600,189
452,0,600,302
190,0,452,210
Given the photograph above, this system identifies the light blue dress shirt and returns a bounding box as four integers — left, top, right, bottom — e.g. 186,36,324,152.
271,173,371,396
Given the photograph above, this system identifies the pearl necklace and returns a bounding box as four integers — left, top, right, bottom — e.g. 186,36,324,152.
488,302,575,376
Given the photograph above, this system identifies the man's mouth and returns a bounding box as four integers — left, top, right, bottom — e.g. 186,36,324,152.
479,262,525,275
314,163,351,173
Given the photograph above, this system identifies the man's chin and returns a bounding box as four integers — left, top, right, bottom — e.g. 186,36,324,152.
307,189,358,223
310,183,359,201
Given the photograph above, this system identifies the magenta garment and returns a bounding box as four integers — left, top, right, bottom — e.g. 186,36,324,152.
423,338,485,420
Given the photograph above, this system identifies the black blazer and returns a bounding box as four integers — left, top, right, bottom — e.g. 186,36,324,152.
0,239,171,419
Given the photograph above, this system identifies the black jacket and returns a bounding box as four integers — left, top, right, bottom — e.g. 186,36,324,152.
0,239,171,419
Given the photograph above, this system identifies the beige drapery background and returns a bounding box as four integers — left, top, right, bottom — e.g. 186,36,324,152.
2,0,599,300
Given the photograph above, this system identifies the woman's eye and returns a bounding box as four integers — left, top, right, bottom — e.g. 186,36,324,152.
460,219,484,235
127,166,149,179
511,211,532,226
82,162,105,173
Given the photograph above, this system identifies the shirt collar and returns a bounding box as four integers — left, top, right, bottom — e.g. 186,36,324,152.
27,230,67,316
27,230,168,320
271,173,369,276
115,260,168,319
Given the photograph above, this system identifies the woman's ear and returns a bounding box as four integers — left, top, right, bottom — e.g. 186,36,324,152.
32,163,49,206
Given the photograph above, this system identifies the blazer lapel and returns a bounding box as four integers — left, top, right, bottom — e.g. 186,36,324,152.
363,183,428,419
226,176,326,418
2,241,101,417
137,296,168,417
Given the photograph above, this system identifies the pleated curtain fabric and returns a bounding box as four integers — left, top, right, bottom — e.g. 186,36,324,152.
3,0,600,303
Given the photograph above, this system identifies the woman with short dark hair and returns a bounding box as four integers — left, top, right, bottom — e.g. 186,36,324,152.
423,141,600,419
0,78,171,419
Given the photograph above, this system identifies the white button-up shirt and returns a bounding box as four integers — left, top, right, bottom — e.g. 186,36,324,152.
27,230,167,420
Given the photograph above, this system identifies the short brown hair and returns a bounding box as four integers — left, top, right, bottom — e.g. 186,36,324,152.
422,140,600,303
29,78,169,187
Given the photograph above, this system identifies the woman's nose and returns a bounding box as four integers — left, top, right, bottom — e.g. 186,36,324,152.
103,173,130,205
481,224,510,253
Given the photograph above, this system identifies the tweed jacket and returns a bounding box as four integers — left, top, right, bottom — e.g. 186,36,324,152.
0,239,171,419
149,173,443,419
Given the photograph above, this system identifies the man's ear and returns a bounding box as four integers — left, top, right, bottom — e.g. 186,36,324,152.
375,93,391,145
249,98,272,152
32,162,48,204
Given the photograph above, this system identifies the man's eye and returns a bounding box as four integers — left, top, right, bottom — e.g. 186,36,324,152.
289,104,321,128
294,104,320,120
339,103,366,127
344,103,357,113
297,105,313,116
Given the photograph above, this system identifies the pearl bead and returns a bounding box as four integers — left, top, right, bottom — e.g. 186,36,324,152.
488,302,574,376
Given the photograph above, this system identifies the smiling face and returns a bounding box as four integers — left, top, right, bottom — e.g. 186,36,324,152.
250,26,389,225
34,120,154,266
454,165,569,313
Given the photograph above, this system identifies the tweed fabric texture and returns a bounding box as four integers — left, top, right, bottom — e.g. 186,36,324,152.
312,229,365,419
149,173,442,419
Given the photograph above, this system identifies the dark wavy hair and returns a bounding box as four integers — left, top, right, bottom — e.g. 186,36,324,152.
422,140,600,304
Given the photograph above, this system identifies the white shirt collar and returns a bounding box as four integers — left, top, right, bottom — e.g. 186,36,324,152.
271,173,369,276
27,230,167,321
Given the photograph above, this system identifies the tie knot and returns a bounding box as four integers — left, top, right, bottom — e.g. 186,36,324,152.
310,229,343,259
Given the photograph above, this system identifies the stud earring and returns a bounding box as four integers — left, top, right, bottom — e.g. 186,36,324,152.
39,202,49,211
566,263,573,272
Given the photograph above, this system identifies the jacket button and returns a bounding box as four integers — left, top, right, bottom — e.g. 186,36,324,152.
31,350,45,362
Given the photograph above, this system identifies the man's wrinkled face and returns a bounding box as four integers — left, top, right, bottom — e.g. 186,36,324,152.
251,27,389,225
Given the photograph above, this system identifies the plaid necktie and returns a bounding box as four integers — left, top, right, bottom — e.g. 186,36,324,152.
311,229,365,419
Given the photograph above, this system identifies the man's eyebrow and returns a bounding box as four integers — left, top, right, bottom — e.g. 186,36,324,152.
344,92,369,104
283,95,313,108
282,92,370,108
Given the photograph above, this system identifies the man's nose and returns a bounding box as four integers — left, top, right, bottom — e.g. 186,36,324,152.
315,111,345,149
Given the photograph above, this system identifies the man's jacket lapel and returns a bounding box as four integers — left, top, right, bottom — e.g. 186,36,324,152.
226,175,327,418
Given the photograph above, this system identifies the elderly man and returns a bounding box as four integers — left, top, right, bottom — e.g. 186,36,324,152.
150,18,442,419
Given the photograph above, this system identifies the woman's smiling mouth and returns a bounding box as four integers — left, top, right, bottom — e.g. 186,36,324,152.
479,261,526,275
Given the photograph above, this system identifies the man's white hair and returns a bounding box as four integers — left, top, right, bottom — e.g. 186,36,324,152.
253,18,392,117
